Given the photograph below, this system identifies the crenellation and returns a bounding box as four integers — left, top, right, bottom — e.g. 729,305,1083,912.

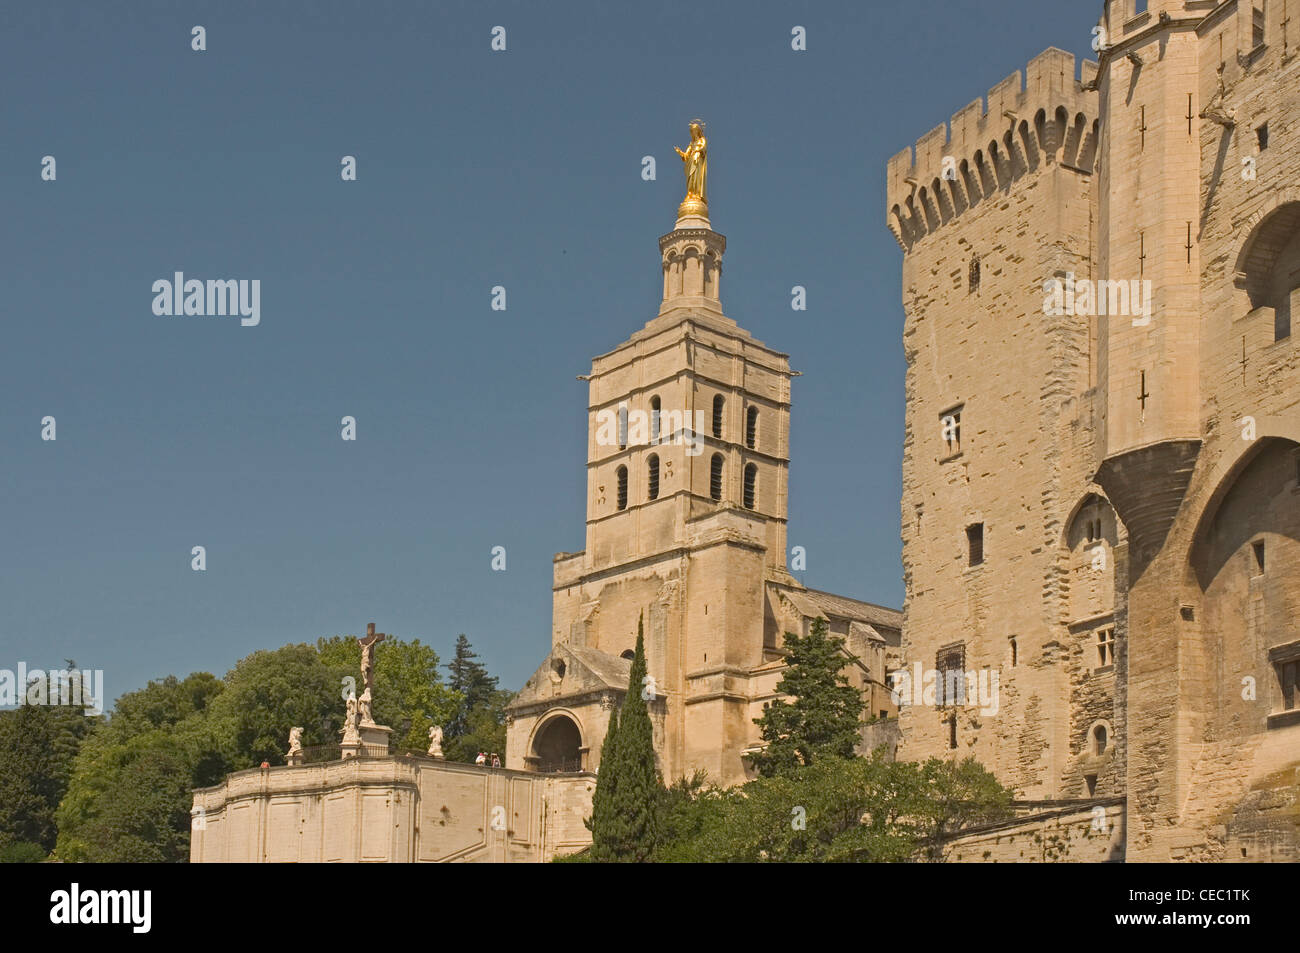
887,50,1099,249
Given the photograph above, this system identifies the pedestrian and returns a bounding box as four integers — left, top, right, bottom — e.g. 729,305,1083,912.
475,751,486,766
491,753,501,768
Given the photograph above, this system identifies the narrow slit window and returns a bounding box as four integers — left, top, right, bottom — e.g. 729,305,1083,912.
968,256,980,293
617,403,628,450
1253,540,1266,576
966,523,984,567
650,396,661,443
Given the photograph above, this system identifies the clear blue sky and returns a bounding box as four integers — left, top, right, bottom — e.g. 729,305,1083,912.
0,0,1100,706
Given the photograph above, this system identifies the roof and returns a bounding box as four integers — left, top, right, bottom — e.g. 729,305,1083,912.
506,643,631,711
798,588,902,631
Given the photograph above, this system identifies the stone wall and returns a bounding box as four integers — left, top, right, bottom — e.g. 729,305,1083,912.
190,756,593,863
942,799,1126,862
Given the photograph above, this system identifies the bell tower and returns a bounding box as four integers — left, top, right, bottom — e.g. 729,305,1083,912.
546,121,797,783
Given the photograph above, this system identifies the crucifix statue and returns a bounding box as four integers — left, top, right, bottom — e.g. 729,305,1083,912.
356,622,385,727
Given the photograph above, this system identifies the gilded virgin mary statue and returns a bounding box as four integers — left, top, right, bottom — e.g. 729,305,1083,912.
674,120,708,218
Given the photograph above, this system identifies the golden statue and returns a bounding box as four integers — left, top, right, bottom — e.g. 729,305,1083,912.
674,120,708,218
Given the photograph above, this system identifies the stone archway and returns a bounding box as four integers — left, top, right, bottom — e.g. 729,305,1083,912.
531,713,583,773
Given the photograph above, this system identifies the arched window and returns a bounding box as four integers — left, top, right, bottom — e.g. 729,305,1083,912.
647,454,660,501
712,395,724,439
617,403,628,450
745,406,758,449
743,463,757,509
710,454,723,501
1092,723,1108,756
620,649,635,661
650,395,661,443
616,465,628,511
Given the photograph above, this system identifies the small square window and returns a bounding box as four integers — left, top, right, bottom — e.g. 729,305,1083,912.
1252,541,1266,576
1096,628,1116,668
1256,123,1269,151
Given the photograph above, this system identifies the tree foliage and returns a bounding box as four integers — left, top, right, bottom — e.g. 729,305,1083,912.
0,678,97,856
440,634,510,762
748,617,864,778
587,614,660,862
654,754,1013,862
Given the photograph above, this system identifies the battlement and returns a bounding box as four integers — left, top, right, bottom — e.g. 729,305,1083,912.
886,48,1099,252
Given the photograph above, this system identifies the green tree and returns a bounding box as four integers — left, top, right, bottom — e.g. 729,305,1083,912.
586,693,623,861
0,675,97,855
654,754,1013,863
55,675,228,863
442,635,510,762
443,689,512,763
587,613,659,862
748,617,864,778
205,644,341,769
316,635,460,752
55,722,207,862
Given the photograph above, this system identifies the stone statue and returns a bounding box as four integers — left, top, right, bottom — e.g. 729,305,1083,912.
674,120,708,209
427,724,444,759
356,623,386,728
341,696,360,744
287,726,303,756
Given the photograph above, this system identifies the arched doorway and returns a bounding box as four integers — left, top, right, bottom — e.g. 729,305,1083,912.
532,714,582,773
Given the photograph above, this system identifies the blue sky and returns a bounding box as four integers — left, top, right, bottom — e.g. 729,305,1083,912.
0,0,1100,705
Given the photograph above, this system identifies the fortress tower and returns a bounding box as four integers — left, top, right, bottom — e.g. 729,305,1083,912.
507,128,903,787
889,0,1300,861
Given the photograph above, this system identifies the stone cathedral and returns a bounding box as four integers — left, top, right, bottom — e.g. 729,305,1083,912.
887,0,1299,861
505,122,902,788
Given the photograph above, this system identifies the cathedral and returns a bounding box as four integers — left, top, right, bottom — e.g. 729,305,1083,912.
887,0,1300,860
192,0,1299,864
505,122,902,788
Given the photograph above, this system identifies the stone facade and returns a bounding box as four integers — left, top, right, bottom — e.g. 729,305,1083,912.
887,0,1300,861
190,756,594,863
507,197,903,788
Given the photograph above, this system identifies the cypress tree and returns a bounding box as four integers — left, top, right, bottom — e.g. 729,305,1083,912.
585,693,622,862
587,613,660,861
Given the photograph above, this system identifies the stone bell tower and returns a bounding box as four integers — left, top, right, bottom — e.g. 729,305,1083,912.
507,122,801,786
